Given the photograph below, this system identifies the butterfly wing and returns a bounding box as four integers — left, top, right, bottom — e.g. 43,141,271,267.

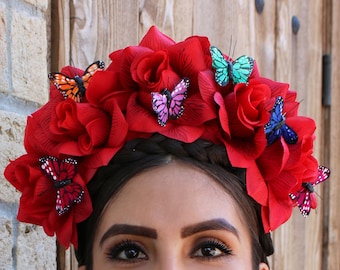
81,60,105,88
152,92,169,126
314,165,331,185
264,97,285,145
231,55,254,84
210,46,230,87
48,73,81,102
49,60,105,102
308,166,330,211
264,96,298,145
39,156,83,215
289,186,312,217
290,165,330,216
169,78,189,119
281,124,298,144
40,156,77,181
56,182,84,215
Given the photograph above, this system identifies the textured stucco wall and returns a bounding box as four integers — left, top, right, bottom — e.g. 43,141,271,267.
0,0,56,269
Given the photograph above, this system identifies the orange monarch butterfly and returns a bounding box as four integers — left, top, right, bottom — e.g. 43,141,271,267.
48,60,105,102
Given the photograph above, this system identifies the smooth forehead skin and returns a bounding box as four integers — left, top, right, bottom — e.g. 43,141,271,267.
90,160,265,269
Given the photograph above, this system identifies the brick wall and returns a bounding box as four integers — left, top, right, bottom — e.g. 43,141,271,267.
0,0,56,269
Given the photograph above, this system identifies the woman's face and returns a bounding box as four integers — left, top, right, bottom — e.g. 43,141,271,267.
90,161,269,270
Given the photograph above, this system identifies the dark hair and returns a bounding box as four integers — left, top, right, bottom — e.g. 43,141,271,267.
76,134,274,268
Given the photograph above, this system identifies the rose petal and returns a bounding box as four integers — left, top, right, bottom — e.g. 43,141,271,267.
139,26,176,50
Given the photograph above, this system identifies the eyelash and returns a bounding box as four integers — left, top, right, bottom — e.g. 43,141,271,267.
105,238,233,263
105,239,148,263
191,239,233,260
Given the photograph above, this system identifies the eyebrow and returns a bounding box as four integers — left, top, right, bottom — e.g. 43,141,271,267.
181,218,239,239
99,218,239,247
100,224,158,247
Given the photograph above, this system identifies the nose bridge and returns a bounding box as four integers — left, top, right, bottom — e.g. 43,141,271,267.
157,256,183,270
155,239,185,270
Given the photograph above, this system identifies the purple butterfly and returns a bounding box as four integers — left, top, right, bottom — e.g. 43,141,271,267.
151,78,189,126
289,165,330,217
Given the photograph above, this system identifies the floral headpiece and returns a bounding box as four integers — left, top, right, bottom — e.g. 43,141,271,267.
4,26,330,248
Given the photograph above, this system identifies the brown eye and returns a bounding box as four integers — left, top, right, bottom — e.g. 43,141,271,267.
199,246,222,257
106,240,148,262
116,247,146,260
191,239,232,259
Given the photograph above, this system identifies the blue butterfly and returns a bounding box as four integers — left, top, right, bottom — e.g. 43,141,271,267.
264,96,298,145
210,46,254,86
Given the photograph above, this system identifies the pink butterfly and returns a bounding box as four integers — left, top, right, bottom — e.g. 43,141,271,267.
39,156,84,215
151,78,189,126
290,165,330,217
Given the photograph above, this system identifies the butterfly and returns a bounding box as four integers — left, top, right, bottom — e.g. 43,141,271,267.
39,156,84,215
48,60,105,102
264,96,298,145
210,45,254,86
290,165,330,217
151,78,190,127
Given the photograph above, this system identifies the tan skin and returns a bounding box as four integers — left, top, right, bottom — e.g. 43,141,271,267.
79,160,269,270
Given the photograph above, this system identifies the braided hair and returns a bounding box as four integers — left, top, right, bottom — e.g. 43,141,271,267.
76,134,273,268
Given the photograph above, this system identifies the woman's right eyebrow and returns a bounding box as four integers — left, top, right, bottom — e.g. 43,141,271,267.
100,224,158,246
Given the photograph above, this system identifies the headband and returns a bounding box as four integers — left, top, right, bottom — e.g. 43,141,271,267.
4,26,330,248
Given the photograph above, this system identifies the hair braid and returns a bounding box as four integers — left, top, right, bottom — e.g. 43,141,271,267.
111,134,244,177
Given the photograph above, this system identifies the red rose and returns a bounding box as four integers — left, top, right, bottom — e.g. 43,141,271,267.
213,85,268,167
24,97,126,183
86,70,132,111
50,99,111,156
51,98,129,182
234,79,272,131
25,98,112,158
4,154,43,193
125,28,217,143
250,117,318,231
108,46,151,93
167,36,212,92
78,100,128,182
131,30,212,109
4,154,92,248
131,50,180,94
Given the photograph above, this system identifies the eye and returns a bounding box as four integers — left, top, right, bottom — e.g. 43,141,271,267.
106,239,148,262
191,239,232,259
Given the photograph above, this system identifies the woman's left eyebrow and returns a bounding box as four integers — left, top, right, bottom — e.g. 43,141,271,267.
100,224,158,246
181,218,239,239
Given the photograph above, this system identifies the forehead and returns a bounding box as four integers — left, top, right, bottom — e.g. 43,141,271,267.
99,160,251,240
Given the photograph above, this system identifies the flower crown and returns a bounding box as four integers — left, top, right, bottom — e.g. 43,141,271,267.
4,26,330,248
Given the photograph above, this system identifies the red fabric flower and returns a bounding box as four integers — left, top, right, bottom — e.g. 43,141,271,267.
249,116,318,231
24,95,127,182
50,99,111,156
139,25,176,50
126,27,217,142
86,70,132,111
108,46,151,94
24,97,111,156
4,154,92,248
131,50,180,93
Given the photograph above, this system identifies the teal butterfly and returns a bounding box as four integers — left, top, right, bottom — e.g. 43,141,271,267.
210,46,254,86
